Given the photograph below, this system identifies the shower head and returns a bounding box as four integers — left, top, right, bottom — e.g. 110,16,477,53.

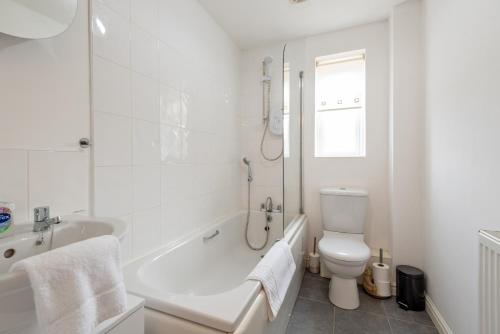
242,157,253,182
262,57,273,81
263,56,273,65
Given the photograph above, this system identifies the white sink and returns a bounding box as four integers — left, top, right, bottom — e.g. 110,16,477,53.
0,215,128,334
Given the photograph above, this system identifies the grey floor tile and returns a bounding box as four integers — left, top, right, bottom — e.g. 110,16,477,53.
382,297,434,326
334,308,391,334
357,288,385,315
389,318,439,334
412,310,435,326
382,297,415,322
298,273,331,304
286,297,334,334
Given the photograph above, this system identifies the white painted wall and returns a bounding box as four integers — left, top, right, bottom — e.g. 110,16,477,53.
389,0,424,271
303,22,391,252
422,0,500,332
0,1,89,223
91,0,241,261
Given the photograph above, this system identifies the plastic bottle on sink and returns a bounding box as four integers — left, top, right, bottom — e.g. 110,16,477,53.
0,202,15,238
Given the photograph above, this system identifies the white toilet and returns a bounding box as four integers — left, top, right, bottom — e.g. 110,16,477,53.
318,187,371,310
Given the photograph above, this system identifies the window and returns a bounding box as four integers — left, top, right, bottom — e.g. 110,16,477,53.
314,50,366,157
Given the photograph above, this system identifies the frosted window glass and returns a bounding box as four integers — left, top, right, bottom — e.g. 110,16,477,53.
315,51,366,157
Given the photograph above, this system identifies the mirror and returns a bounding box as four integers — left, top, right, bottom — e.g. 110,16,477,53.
0,0,78,39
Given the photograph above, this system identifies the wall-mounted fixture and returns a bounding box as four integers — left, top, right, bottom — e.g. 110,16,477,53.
0,0,78,39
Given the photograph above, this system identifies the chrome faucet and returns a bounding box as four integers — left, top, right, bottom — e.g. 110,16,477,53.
265,197,273,212
33,206,61,232
260,196,282,214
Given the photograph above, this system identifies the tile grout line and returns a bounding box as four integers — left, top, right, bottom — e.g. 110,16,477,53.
387,314,394,334
332,305,336,334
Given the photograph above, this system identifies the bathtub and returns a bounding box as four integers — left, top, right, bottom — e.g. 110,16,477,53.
123,211,307,334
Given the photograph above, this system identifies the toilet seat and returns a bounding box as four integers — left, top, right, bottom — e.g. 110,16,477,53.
318,232,370,264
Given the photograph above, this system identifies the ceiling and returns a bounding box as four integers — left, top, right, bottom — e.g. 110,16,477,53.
198,0,407,49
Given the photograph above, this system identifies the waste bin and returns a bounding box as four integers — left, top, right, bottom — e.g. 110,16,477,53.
396,265,425,311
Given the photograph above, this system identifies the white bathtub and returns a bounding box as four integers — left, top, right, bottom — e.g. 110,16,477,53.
123,211,307,334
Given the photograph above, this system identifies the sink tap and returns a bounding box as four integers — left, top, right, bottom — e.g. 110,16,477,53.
33,206,61,233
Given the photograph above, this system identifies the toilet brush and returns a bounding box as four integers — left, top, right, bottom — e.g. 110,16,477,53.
309,237,320,273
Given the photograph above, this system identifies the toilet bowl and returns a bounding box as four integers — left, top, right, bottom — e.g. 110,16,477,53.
318,187,369,309
318,231,370,309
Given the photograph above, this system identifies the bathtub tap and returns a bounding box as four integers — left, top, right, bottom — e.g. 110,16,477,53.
260,197,282,214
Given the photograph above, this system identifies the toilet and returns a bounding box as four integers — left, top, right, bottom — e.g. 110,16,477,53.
318,187,370,310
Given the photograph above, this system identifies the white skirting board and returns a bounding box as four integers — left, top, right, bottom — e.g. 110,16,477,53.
425,295,453,334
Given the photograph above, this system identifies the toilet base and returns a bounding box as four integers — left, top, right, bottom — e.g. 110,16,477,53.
329,275,360,310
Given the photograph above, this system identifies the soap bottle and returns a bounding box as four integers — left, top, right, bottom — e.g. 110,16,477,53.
0,202,15,238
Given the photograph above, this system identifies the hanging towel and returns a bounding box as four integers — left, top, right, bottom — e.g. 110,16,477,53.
10,235,127,334
247,240,296,321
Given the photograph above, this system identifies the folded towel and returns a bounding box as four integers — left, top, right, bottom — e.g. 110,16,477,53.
247,240,296,321
10,235,127,334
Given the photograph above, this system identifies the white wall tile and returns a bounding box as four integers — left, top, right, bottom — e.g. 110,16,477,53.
92,0,241,257
160,124,183,164
133,206,161,257
0,150,28,224
119,215,133,263
133,164,161,211
132,72,160,122
131,25,159,79
93,56,132,117
159,84,182,127
133,120,160,165
131,0,158,35
29,151,89,219
95,0,130,19
94,166,133,217
94,112,132,166
159,42,184,90
92,2,130,67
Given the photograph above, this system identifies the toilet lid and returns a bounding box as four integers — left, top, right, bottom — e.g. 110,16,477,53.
318,234,370,262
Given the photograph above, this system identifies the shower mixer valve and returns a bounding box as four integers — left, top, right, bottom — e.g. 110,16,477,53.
260,197,282,214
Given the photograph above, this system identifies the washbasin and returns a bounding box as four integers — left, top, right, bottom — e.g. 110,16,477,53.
0,215,128,334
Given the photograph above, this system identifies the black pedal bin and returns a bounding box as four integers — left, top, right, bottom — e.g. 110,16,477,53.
396,265,425,311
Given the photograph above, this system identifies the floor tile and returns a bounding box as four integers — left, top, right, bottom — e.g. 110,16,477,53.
382,297,434,325
298,273,330,304
357,287,385,315
382,297,415,322
334,308,391,334
412,309,435,326
389,318,439,334
287,272,438,334
286,298,334,334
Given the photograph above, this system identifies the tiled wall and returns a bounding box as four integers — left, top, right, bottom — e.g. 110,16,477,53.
91,0,241,261
0,1,90,224
240,45,284,215
0,150,89,224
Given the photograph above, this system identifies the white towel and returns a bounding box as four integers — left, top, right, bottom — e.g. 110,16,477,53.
10,235,127,334
247,240,296,321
